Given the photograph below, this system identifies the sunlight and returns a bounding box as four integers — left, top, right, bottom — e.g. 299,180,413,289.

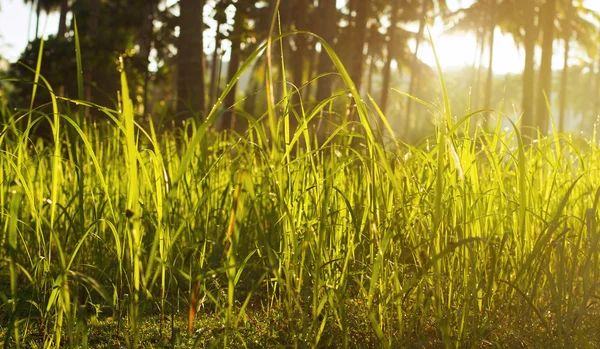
417,30,526,75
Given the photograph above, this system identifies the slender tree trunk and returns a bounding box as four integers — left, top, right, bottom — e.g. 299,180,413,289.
140,0,155,117
209,22,222,108
315,0,337,102
84,0,100,114
559,34,570,132
367,55,375,95
290,0,306,133
57,0,69,37
484,9,496,110
405,0,428,133
304,46,317,100
380,0,399,115
291,0,307,91
469,29,482,109
27,0,34,41
348,0,368,94
535,0,557,134
474,28,486,110
35,0,41,39
176,0,206,120
223,44,241,129
521,1,537,139
222,7,243,130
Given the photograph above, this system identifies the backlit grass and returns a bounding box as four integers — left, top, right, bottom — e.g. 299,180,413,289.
2,32,600,349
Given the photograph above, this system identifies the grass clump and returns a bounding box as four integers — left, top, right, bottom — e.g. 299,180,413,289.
3,33,600,349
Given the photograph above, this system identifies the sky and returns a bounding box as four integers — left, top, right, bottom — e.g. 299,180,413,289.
1,0,600,74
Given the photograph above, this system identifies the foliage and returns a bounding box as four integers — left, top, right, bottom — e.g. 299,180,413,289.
3,28,600,348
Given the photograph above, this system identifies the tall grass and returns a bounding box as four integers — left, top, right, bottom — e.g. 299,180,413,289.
2,29,600,349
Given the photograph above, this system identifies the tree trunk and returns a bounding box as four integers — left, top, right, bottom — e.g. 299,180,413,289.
348,0,368,94
35,0,41,39
140,0,155,116
559,34,570,132
367,55,375,95
521,1,537,139
469,29,482,110
291,0,307,93
315,0,337,102
405,0,428,133
209,22,222,109
57,0,69,37
474,28,486,110
84,0,100,114
484,9,496,110
535,0,557,134
380,0,399,115
176,0,206,120
222,7,243,130
304,46,317,100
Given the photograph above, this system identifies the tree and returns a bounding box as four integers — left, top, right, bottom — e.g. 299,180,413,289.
24,0,63,39
315,0,338,103
57,0,69,37
536,0,557,134
208,1,229,109
520,0,538,138
380,0,400,115
221,2,244,130
379,0,421,114
176,0,206,119
349,0,368,94
290,0,309,97
405,0,448,132
556,0,599,131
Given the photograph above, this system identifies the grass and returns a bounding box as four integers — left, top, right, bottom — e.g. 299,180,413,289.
3,30,600,349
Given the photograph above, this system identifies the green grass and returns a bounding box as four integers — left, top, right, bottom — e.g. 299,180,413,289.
3,33,600,349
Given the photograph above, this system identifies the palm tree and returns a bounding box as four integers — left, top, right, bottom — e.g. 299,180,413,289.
315,0,338,103
209,0,229,109
380,0,400,115
535,0,557,134
445,0,521,112
220,0,270,130
176,0,206,119
558,1,572,132
24,0,62,39
556,0,599,131
57,0,69,37
521,0,538,139
221,1,244,130
290,0,309,96
348,0,369,94
405,0,448,132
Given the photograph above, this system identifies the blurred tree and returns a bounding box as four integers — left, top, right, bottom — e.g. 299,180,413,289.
24,0,63,39
519,0,538,138
57,0,69,37
176,0,206,120
347,0,368,94
536,0,557,134
405,0,448,132
366,20,385,97
380,0,400,115
556,0,599,131
9,0,166,118
290,0,309,97
315,0,339,103
379,0,421,115
208,0,229,109
444,0,508,112
221,0,271,131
